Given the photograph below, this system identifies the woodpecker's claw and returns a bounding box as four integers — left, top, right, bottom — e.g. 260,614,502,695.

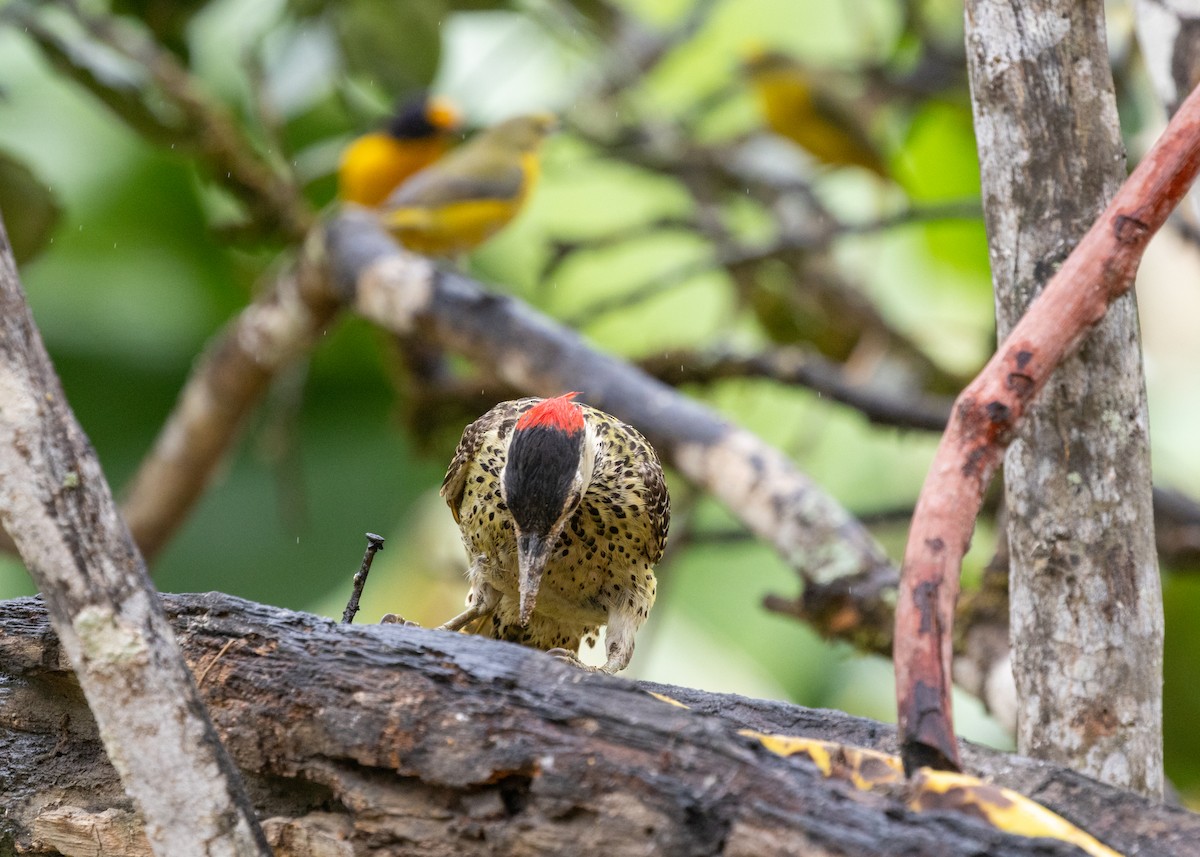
546,647,602,671
380,614,420,627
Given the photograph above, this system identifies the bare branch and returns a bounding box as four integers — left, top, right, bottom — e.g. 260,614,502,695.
121,243,341,561
0,214,269,856
7,1,315,244
325,208,897,622
894,47,1200,778
640,347,952,431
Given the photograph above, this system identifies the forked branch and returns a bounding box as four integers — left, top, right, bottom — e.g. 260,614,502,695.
894,81,1200,774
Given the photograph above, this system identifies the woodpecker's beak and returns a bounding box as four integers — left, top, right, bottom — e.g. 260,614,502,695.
516,531,552,625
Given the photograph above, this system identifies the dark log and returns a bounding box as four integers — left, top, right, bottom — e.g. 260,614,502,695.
2,593,1196,856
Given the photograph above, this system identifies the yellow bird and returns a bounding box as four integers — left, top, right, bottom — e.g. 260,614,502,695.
380,113,557,257
743,50,888,178
338,94,462,207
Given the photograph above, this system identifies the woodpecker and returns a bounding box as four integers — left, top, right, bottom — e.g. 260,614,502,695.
437,392,669,673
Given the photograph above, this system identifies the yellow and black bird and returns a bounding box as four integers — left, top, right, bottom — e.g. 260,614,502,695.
337,93,461,207
380,112,556,257
436,392,669,673
743,49,888,178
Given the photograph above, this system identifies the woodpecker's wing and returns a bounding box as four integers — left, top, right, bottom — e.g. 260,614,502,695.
578,403,671,565
639,446,671,565
440,398,538,525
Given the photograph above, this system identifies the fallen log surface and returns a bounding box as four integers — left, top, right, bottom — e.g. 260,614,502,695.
1,592,1196,856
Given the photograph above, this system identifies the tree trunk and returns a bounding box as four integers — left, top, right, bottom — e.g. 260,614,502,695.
965,0,1163,796
2,593,1197,857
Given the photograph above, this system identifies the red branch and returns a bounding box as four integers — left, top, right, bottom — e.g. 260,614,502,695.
894,82,1200,774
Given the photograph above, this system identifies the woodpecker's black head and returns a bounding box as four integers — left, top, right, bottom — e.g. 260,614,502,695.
387,93,460,141
502,393,591,625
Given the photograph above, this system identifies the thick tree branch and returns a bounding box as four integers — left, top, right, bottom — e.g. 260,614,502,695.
0,215,269,855
3,593,1196,856
324,208,898,622
894,47,1200,777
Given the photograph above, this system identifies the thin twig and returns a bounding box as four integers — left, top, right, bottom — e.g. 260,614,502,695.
342,533,385,624
196,638,240,687
640,347,953,431
560,201,981,330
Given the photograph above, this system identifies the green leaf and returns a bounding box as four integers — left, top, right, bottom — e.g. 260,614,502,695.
333,0,447,95
0,150,63,265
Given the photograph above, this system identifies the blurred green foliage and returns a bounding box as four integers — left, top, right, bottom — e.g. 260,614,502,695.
0,0,1197,801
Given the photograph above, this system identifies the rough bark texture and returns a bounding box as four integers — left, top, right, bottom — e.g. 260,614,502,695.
965,0,1163,795
0,216,269,855
3,593,1198,857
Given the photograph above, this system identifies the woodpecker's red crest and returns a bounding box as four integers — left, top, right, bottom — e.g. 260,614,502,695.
514,392,584,433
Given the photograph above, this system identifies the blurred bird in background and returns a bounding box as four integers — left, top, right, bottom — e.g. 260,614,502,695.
337,93,462,207
380,112,557,257
743,49,889,178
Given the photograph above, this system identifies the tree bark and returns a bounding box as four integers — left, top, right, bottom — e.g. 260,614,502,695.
965,0,1163,795
3,593,1197,857
0,214,270,856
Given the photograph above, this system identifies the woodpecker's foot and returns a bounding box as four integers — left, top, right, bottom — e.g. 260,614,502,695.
380,613,419,627
546,647,607,672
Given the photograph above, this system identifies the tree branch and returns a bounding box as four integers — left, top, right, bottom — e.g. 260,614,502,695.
324,208,897,624
7,1,315,244
894,43,1200,778
0,214,269,855
640,347,952,431
3,593,1195,856
966,0,1162,795
120,239,340,561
